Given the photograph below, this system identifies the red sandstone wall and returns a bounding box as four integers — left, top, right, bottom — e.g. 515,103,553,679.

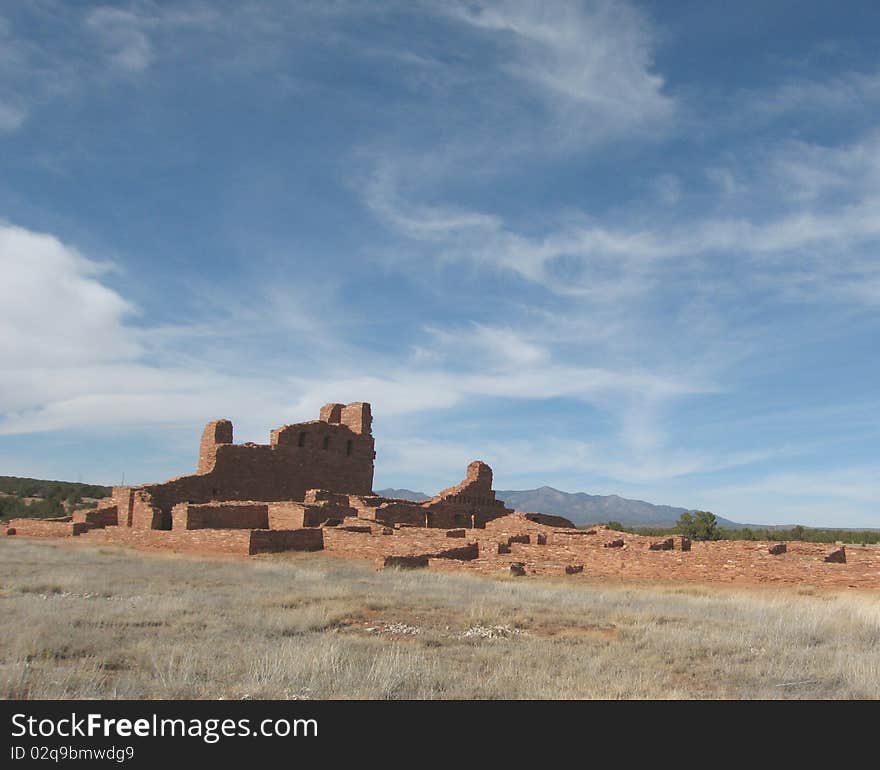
249,528,324,554
112,488,134,527
172,502,269,530
7,518,88,537
430,460,495,503
483,511,575,530
267,502,307,529
96,526,254,554
198,419,233,474
72,505,119,528
131,403,376,522
131,490,163,530
423,501,510,529
370,500,426,527
87,525,323,555
420,460,514,528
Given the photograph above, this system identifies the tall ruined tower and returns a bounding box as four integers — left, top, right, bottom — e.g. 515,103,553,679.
197,419,234,475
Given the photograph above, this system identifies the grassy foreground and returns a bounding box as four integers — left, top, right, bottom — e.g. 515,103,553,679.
1,538,878,699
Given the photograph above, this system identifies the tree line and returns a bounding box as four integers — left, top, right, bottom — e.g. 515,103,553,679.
604,510,880,545
0,476,110,521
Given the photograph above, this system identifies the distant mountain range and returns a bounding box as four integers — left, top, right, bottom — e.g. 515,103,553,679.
376,486,741,528
376,488,432,502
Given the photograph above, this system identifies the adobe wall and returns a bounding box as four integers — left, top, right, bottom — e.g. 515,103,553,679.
118,402,375,527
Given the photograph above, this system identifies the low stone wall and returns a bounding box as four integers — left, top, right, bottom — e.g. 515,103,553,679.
96,526,254,554
6,518,89,537
89,525,324,556
172,502,269,530
267,502,307,529
7,508,879,589
323,525,481,568
72,505,118,528
249,528,324,554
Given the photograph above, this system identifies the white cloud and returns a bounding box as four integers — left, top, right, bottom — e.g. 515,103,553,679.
364,148,880,305
768,132,880,202
0,222,706,453
0,3,219,133
696,467,880,528
422,323,547,366
0,223,139,368
376,434,778,493
286,360,705,424
0,223,305,438
727,468,880,504
448,0,674,136
0,102,26,133
85,7,154,72
744,68,880,122
651,173,682,206
706,167,747,197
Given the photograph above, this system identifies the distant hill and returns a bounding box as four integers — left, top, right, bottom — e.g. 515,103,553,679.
0,476,110,521
494,487,739,528
378,484,740,528
375,488,431,502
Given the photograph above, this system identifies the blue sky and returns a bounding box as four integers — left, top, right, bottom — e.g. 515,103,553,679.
1,1,879,527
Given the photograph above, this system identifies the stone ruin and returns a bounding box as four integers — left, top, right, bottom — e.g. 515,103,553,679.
6,401,570,557
7,401,879,589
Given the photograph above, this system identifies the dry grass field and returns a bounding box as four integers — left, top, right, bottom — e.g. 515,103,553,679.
1,538,878,699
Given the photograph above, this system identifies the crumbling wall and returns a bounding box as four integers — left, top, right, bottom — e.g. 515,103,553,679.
72,504,118,528
267,501,308,529
483,511,575,532
267,494,357,529
197,419,234,474
172,502,269,530
519,512,576,529
93,524,324,555
116,402,376,528
419,460,514,528
131,490,163,530
6,517,88,537
372,500,428,527
112,487,135,527
249,528,324,554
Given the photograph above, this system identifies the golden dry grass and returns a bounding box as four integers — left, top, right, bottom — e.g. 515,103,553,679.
1,538,878,699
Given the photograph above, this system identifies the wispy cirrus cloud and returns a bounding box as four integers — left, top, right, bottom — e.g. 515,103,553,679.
0,222,705,443
445,0,675,140
2,2,879,526
85,7,156,72
376,434,779,493
0,2,217,132
363,137,880,306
